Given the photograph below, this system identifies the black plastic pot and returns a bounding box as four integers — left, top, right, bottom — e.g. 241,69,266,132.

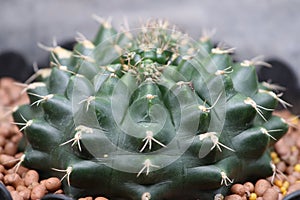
41,193,74,200
0,183,12,200
283,190,300,200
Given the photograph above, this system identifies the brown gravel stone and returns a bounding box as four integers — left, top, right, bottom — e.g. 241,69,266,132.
6,168,17,174
0,136,6,146
0,154,17,168
4,173,24,188
243,181,254,193
286,165,294,175
275,140,290,156
31,184,47,200
0,123,13,138
276,161,287,172
24,170,39,187
0,165,6,173
292,171,300,179
10,190,24,200
4,141,18,156
16,165,29,177
271,185,280,193
230,184,245,196
28,182,39,190
6,185,14,192
295,137,300,149
19,188,31,200
11,134,21,143
16,185,27,192
44,177,61,192
288,182,300,194
0,89,11,106
278,193,284,200
287,174,297,184
40,179,47,186
255,179,271,196
263,188,279,200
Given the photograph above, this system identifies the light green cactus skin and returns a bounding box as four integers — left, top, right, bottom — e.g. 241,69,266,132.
13,20,288,200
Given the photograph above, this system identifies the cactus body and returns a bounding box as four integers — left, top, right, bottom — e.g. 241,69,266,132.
13,20,288,199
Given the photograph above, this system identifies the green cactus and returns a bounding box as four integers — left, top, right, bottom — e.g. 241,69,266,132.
13,19,289,199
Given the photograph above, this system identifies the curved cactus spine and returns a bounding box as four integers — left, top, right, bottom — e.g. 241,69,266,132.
13,19,289,199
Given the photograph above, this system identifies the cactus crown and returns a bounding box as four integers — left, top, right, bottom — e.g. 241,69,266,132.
13,19,289,199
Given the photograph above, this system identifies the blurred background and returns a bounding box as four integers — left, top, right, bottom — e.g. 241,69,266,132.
0,0,299,112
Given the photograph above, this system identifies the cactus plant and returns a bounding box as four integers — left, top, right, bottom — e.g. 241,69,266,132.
13,19,289,200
